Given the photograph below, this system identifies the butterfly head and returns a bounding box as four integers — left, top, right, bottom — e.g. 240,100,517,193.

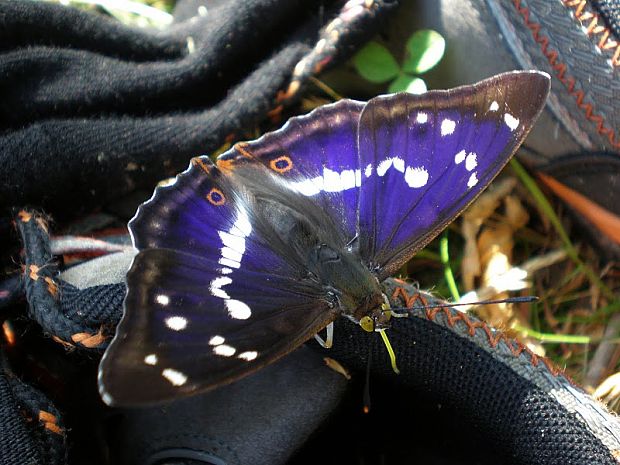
359,300,392,332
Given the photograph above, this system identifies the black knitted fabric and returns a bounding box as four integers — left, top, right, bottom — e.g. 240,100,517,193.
0,0,397,221
591,0,620,38
0,372,41,465
0,357,66,465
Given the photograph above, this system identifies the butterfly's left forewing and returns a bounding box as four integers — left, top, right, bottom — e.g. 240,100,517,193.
356,71,550,279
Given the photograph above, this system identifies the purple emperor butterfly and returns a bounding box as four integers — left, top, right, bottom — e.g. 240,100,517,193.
99,71,550,406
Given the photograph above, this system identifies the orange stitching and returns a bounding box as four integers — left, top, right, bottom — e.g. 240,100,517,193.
28,264,40,280
563,0,620,62
71,328,106,348
393,286,563,376
38,410,63,435
391,286,429,308
513,0,620,149
17,210,32,222
52,335,75,349
44,277,58,297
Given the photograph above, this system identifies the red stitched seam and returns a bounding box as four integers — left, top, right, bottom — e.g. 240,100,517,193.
512,0,620,149
393,286,563,376
564,0,620,56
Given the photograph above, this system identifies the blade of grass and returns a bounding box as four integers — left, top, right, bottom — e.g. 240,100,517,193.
440,231,460,301
308,76,343,101
510,159,614,301
514,324,592,344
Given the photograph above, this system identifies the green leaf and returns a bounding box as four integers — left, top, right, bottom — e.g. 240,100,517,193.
402,29,445,75
388,75,427,94
353,42,400,83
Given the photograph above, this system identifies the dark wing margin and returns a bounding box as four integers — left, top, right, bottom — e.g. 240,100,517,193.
355,71,550,279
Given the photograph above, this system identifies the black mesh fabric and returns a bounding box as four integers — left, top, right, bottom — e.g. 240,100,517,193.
591,0,620,39
0,358,66,465
322,315,617,465
60,283,125,329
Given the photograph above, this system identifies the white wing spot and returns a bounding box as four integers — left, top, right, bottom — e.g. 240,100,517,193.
209,335,225,346
238,351,258,361
231,209,252,237
292,177,323,196
364,163,373,178
416,112,428,123
218,257,241,269
166,316,188,331
377,157,405,176
162,368,188,386
377,159,392,176
489,101,499,112
465,153,477,171
441,119,456,136
392,157,405,173
156,294,170,306
355,169,362,187
340,169,357,190
404,167,429,188
454,149,466,164
219,267,233,275
323,168,343,192
226,299,252,319
144,354,158,365
467,172,479,188
213,344,236,357
221,246,243,263
218,231,246,255
210,276,232,298
504,113,519,131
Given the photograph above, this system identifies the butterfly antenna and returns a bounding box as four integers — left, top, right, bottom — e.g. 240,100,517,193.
390,295,538,315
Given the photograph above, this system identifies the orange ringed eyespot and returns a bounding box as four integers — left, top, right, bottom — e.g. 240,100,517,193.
207,188,226,206
270,155,293,173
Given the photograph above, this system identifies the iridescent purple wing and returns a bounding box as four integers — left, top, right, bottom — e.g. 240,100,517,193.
99,158,337,406
128,158,291,276
356,71,550,279
99,248,334,406
218,99,364,241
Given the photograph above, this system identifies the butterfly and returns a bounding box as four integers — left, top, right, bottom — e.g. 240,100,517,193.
98,71,550,406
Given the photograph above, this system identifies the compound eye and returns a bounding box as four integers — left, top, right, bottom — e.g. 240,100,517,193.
360,316,374,333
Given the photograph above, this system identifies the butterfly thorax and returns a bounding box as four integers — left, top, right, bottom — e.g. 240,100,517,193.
308,243,387,329
232,166,387,329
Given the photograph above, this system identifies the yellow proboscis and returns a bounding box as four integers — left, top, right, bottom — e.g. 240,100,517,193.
379,330,400,374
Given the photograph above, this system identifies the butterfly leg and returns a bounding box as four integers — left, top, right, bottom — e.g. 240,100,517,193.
314,322,334,349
